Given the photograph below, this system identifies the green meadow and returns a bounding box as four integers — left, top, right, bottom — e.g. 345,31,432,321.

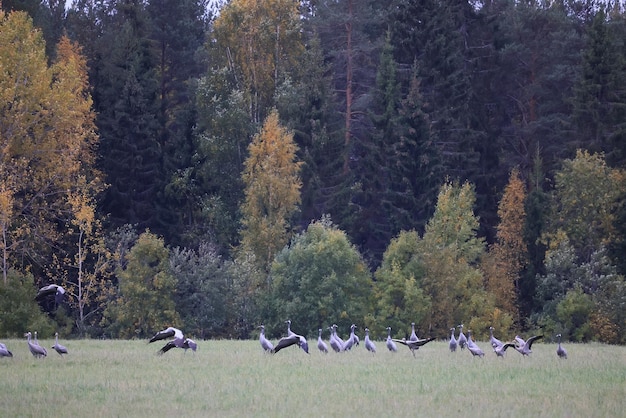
0,338,624,417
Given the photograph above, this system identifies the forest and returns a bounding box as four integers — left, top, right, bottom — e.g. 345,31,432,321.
0,0,625,344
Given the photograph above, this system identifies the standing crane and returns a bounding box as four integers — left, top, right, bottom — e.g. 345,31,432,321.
556,334,568,359
457,324,467,350
51,332,68,356
317,329,329,354
259,325,274,353
386,327,398,352
449,328,458,352
25,332,47,358
364,328,376,353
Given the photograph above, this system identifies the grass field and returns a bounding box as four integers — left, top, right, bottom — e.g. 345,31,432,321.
0,337,624,417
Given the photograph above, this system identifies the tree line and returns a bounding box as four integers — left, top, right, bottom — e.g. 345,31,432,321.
0,0,625,343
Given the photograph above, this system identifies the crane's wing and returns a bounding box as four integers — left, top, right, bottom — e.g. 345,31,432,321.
392,338,409,346
157,341,177,355
412,337,435,347
35,284,60,301
298,337,309,354
525,335,543,349
184,338,197,351
271,335,299,354
149,328,177,344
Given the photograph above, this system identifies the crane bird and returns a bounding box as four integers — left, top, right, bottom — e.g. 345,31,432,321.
317,329,328,354
34,331,47,355
52,332,68,356
0,342,13,358
385,327,398,352
364,328,376,353
512,334,543,356
148,326,192,354
556,334,567,359
342,324,358,351
493,341,516,357
35,284,66,306
158,338,197,355
449,327,458,352
489,327,504,349
272,333,309,354
466,330,485,358
285,320,296,337
328,326,342,353
332,324,345,349
409,322,418,342
393,336,435,357
259,325,274,353
25,332,47,358
457,324,467,350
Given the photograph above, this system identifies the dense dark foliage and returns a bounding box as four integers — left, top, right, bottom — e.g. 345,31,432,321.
2,0,625,342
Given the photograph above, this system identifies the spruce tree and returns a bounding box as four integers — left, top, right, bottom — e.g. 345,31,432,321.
94,0,166,234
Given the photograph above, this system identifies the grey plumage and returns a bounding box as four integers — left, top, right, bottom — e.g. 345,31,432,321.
52,332,68,356
493,342,516,357
35,284,66,307
393,336,435,357
34,331,47,356
158,337,197,355
317,329,328,353
0,342,13,358
182,338,197,353
386,327,398,352
149,327,193,355
466,330,484,358
259,325,274,352
332,324,345,349
489,326,504,349
449,327,458,352
149,327,184,346
457,324,467,350
25,332,47,358
342,324,358,351
512,335,543,356
409,322,418,342
285,320,296,337
364,328,376,353
328,326,342,352
556,334,567,359
272,334,309,354
273,320,308,354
